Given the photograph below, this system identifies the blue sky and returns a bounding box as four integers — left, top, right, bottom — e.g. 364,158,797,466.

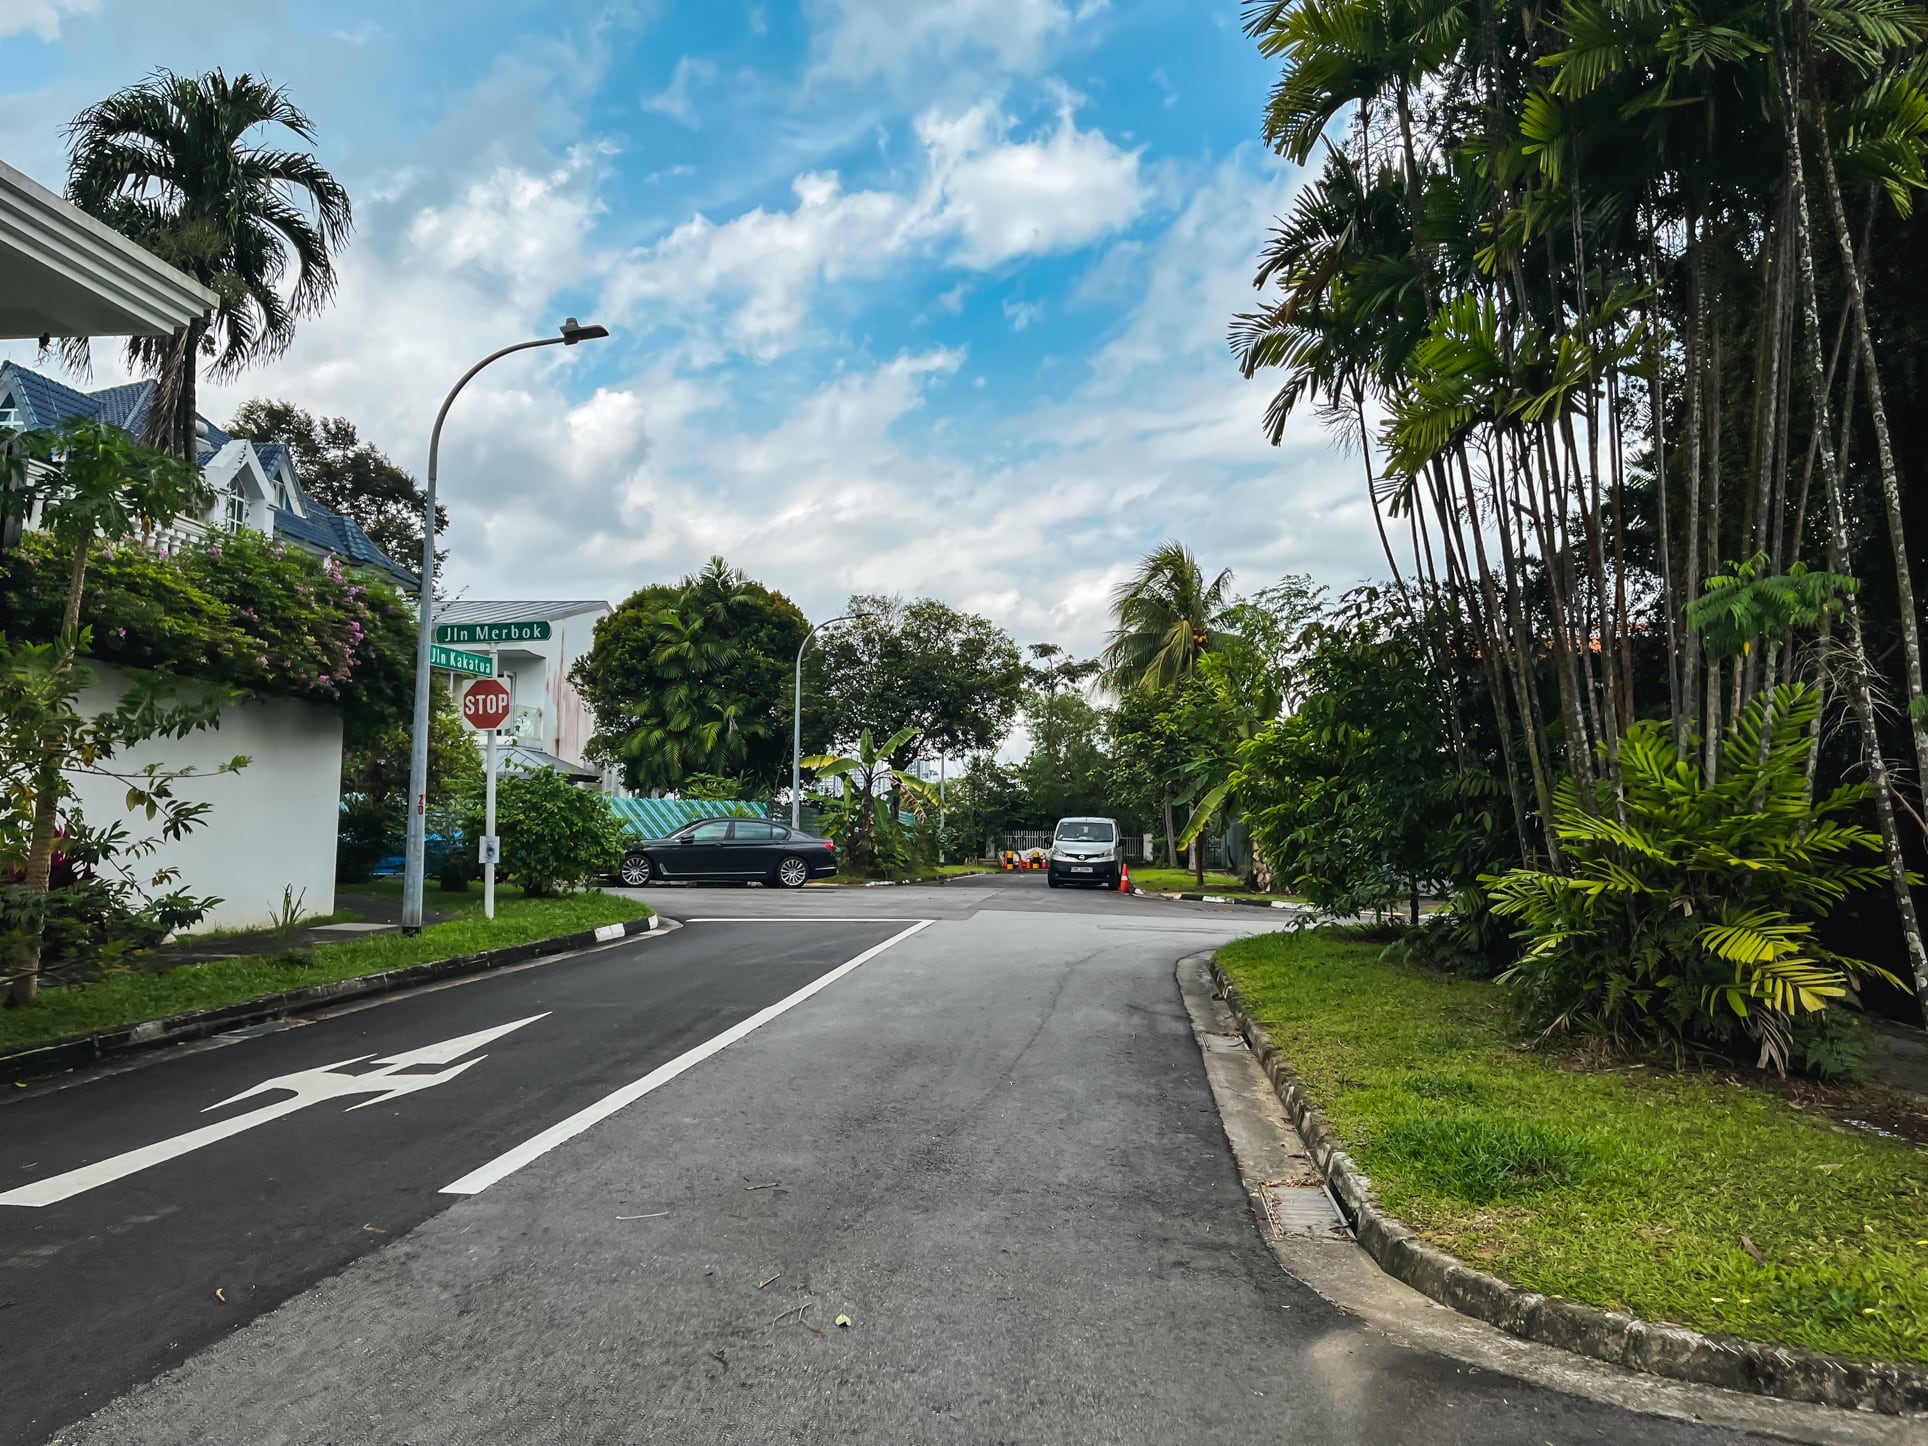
0,0,1383,653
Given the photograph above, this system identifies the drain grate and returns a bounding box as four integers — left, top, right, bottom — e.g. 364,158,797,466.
1261,1179,1348,1240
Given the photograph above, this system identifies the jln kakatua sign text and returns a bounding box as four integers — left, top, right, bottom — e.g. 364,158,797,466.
435,621,553,645
428,644,494,677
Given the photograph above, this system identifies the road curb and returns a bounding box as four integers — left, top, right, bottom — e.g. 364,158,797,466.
1208,955,1928,1418
0,913,661,1085
1169,892,1303,910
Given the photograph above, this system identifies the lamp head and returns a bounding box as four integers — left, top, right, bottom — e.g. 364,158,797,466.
559,317,610,345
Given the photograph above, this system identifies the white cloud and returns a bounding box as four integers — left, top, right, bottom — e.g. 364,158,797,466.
1003,296,1044,331
404,146,610,310
0,0,94,41
607,96,1145,360
918,97,1147,268
806,0,1079,85
643,56,718,126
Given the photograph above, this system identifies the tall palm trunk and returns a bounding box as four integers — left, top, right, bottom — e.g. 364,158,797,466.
1781,45,1928,1010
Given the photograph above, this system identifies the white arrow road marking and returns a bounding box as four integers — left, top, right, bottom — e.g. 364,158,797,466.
441,919,935,1196
0,1014,549,1208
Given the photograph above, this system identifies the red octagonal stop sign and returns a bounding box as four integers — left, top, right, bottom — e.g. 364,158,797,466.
461,677,512,731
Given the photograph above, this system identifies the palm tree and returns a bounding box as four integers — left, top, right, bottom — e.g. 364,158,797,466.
1100,542,1237,695
65,69,352,459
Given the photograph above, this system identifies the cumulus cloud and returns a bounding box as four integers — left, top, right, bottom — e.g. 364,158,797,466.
918,97,1147,268
806,0,1079,85
607,96,1145,360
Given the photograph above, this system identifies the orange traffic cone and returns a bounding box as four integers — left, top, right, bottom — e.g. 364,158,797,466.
1119,861,1131,894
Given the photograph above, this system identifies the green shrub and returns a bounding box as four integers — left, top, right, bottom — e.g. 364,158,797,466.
1487,684,1899,1074
337,795,400,883
471,769,627,897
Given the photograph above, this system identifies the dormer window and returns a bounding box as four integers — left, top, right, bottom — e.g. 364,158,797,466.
274,481,288,511
225,494,246,532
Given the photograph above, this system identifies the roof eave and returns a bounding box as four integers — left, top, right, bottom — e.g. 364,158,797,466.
0,159,219,339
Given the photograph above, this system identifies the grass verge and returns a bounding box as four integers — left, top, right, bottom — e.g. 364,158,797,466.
1216,927,1928,1366
1130,867,1295,900
1,885,651,1053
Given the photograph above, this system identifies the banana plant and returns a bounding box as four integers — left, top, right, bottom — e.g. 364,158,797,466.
800,725,939,877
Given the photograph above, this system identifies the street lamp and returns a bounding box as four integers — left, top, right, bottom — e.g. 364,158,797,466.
792,614,855,831
400,318,610,933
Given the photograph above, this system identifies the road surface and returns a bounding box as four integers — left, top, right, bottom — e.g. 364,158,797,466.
1,877,1815,1443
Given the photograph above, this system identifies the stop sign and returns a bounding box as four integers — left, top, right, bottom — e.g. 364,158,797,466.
461,678,512,731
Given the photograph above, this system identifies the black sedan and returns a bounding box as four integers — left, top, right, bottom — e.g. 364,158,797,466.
615,817,839,889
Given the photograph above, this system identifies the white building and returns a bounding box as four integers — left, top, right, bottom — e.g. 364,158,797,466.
431,599,611,784
2,155,413,930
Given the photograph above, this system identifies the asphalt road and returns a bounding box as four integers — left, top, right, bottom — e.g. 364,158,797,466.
7,877,1799,1444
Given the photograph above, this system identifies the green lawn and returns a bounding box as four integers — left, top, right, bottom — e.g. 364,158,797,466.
1,885,651,1054
1217,928,1928,1365
1130,867,1295,900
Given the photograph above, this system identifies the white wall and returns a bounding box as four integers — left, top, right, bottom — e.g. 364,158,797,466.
62,662,343,931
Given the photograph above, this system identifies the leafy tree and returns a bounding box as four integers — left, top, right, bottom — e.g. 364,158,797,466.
944,755,1026,855
808,595,1023,767
64,70,352,460
1,421,241,1006
472,768,627,897
227,399,445,579
1016,686,1113,827
802,726,941,875
572,558,808,794
337,685,481,882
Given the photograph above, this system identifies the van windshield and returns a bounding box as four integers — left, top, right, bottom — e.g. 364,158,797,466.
1054,821,1115,843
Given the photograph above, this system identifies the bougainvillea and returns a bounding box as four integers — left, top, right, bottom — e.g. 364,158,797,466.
1,528,414,742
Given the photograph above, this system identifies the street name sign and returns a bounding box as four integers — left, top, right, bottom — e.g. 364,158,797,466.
428,643,494,676
461,678,512,731
435,620,552,645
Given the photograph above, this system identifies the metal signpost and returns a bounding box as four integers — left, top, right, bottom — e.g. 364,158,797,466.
461,676,513,919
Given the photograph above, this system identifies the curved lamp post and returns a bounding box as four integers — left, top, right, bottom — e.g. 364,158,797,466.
791,614,855,831
401,317,610,933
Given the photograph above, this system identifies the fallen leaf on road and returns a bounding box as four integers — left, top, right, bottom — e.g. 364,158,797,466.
710,1351,729,1373
836,1313,852,1329
744,1182,779,1192
757,1273,783,1290
362,1224,386,1233
215,1288,226,1303
616,1212,668,1220
1741,1234,1766,1265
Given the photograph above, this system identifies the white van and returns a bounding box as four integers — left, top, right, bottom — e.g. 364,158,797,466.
1046,816,1123,889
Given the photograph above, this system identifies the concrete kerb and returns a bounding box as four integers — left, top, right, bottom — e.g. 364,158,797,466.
0,914,662,1085
1206,955,1928,1418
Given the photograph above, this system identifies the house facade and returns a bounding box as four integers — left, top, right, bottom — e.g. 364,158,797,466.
431,599,612,785
0,360,417,589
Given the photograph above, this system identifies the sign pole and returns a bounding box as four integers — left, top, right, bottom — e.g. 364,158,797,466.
483,723,498,921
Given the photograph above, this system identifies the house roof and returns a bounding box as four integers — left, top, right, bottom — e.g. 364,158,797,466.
498,743,602,783
0,359,418,590
433,599,610,625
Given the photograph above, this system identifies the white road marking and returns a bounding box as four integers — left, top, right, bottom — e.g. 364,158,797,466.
440,919,935,1197
0,1015,549,1209
683,916,931,923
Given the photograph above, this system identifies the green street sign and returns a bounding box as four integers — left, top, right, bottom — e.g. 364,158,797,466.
429,644,495,677
435,620,552,645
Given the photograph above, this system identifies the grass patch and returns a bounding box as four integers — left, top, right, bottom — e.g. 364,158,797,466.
1,886,650,1053
1216,927,1928,1365
1129,867,1296,900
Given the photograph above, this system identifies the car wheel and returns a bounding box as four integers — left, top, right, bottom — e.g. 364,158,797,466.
619,852,653,887
1046,874,1062,888
775,854,810,890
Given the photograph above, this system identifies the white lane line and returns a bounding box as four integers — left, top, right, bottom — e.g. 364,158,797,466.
439,918,936,1197
684,916,931,923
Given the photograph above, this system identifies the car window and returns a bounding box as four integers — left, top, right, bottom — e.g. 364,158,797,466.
733,821,778,842
1054,821,1115,843
689,821,732,842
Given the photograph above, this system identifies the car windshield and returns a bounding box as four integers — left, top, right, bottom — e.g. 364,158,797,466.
1054,821,1114,843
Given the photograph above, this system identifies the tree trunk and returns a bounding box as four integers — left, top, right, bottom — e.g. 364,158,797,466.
1782,45,1928,1010
1809,80,1928,805
1163,796,1177,868
10,518,96,1008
